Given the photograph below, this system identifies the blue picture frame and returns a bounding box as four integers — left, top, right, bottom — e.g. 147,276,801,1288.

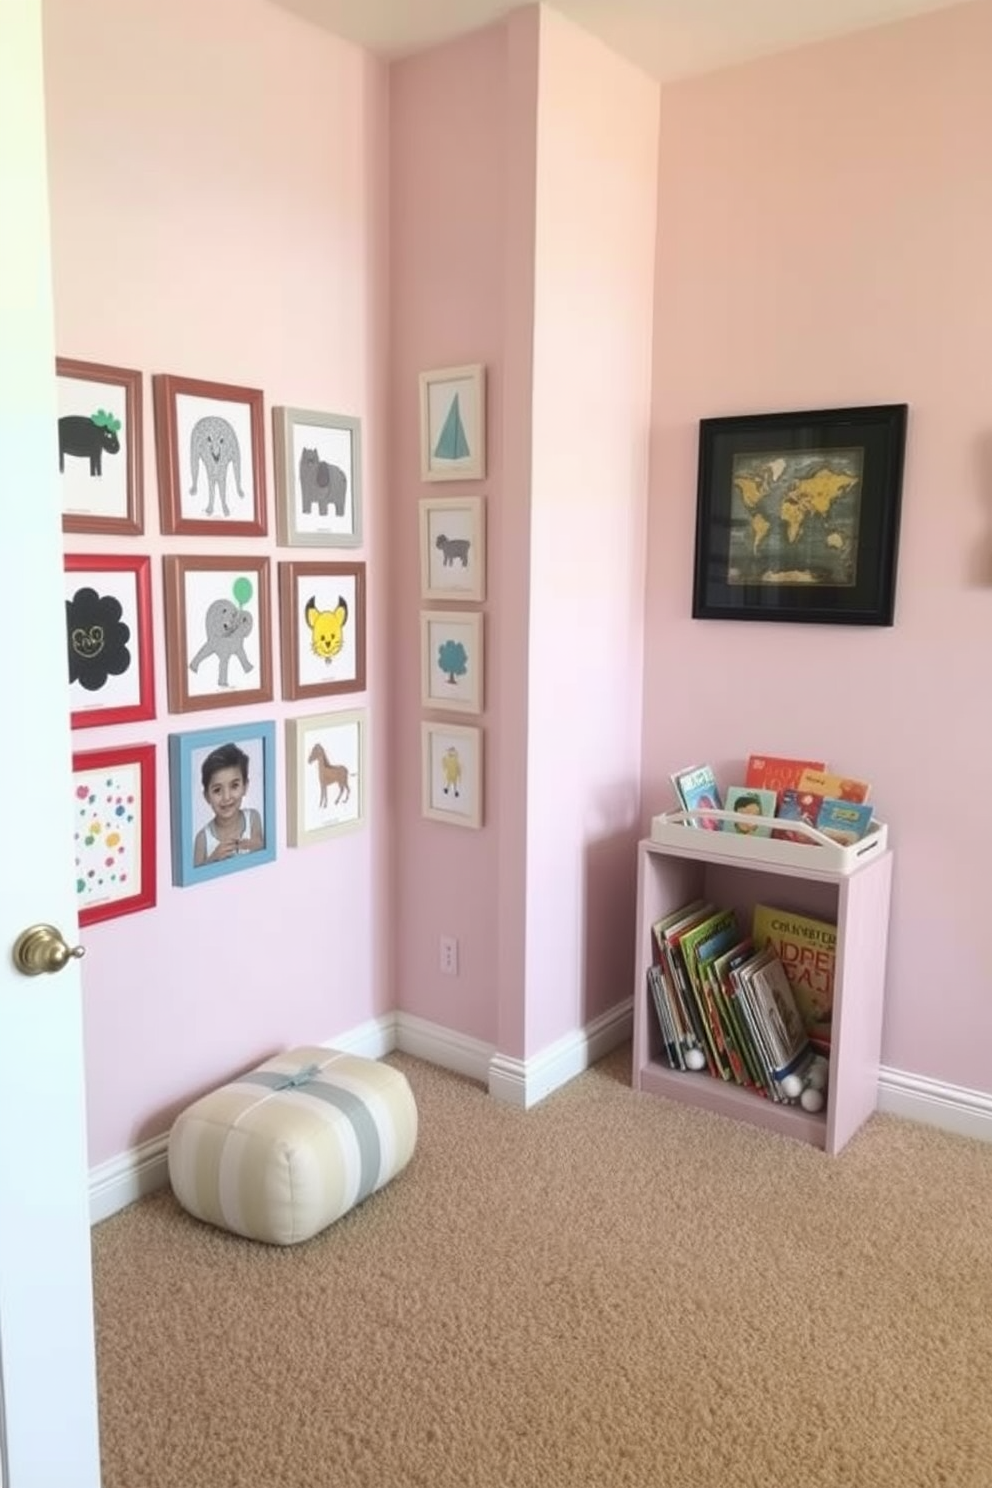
168,721,276,887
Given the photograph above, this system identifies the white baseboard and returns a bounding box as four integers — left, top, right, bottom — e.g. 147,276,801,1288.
488,1000,633,1110
878,1065,992,1143
394,1011,493,1084
89,1134,170,1225
89,1022,991,1225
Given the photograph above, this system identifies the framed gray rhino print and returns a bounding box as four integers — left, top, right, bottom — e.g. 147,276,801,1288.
57,358,143,535
162,554,273,714
419,496,486,603
272,406,363,548
277,560,366,702
153,373,267,538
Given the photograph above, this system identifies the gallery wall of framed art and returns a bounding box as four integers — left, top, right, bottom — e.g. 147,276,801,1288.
58,354,373,924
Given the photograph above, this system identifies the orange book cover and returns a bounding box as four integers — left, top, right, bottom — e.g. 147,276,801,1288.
745,755,826,802
796,768,871,804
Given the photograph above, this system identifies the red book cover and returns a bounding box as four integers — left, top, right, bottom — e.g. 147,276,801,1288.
745,755,826,804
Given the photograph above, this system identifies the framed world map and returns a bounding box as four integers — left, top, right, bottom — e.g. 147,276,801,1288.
691,404,908,626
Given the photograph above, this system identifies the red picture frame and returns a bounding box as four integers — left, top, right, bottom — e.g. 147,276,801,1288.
72,743,157,927
65,553,156,729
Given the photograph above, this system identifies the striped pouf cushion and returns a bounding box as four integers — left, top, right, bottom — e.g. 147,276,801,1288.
167,1047,418,1245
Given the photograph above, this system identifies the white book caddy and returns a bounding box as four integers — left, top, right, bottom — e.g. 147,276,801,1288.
632,810,893,1155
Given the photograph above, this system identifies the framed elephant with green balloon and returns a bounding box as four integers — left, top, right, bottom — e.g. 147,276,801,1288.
162,554,272,713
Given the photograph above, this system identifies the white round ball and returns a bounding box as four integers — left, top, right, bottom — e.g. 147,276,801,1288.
807,1064,828,1092
685,1047,707,1071
780,1073,803,1100
800,1086,825,1113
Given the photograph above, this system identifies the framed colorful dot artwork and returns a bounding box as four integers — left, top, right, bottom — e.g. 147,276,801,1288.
72,743,157,927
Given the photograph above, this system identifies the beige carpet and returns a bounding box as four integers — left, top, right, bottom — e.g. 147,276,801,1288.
92,1047,992,1488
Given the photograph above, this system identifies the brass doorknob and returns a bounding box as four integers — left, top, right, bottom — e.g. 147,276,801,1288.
12,924,86,977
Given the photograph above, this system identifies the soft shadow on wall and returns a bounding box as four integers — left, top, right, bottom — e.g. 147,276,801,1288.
581,782,641,1028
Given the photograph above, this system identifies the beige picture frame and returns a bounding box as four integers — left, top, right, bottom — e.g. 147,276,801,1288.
421,720,483,830
419,363,486,482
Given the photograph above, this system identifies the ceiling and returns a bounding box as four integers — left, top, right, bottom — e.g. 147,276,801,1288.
272,0,965,81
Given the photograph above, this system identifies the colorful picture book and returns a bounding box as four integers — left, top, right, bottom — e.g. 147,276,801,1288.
752,903,836,1053
670,763,723,831
647,897,820,1102
723,785,777,837
745,755,826,804
668,755,877,850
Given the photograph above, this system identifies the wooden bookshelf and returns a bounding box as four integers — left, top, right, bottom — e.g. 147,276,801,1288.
631,831,892,1155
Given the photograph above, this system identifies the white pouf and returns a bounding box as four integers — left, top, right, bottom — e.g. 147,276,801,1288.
167,1046,418,1245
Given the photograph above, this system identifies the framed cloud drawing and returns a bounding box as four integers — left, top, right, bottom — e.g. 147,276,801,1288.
419,364,486,482
57,358,143,535
419,496,486,603
273,406,362,547
153,373,267,537
286,709,366,846
162,554,272,713
65,553,155,729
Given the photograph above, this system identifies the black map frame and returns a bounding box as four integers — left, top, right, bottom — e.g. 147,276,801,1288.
692,404,908,626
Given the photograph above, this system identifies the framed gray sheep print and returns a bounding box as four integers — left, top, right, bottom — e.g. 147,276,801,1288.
153,373,267,538
272,406,363,548
419,496,486,603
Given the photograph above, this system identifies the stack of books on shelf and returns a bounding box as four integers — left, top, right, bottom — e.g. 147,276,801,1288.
670,754,875,847
648,898,834,1111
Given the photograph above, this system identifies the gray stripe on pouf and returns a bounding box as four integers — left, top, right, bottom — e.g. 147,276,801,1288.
235,1071,381,1200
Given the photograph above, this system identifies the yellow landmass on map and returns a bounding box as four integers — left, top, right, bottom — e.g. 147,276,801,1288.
750,511,771,552
735,475,767,510
780,469,858,544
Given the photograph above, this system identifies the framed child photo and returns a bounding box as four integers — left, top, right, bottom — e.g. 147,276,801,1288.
421,721,483,830
57,358,144,535
153,373,267,537
286,709,366,846
162,554,273,714
419,364,486,482
420,609,483,715
168,721,276,887
419,496,486,603
273,406,363,548
278,560,366,701
72,743,156,927
65,553,155,729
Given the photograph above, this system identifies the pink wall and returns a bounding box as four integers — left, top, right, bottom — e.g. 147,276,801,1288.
389,8,658,1063
389,24,511,1048
524,10,658,1053
644,0,992,1089
43,0,390,1164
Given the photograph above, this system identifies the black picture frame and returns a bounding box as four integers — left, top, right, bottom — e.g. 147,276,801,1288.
691,404,908,626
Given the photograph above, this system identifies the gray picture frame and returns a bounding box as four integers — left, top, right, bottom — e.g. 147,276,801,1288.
273,406,363,549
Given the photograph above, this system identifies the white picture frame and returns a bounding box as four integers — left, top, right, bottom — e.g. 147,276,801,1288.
420,610,483,715
421,721,483,830
419,363,486,482
419,496,486,603
272,406,363,548
286,709,366,846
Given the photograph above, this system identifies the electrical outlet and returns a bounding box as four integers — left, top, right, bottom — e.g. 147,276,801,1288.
439,935,459,976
